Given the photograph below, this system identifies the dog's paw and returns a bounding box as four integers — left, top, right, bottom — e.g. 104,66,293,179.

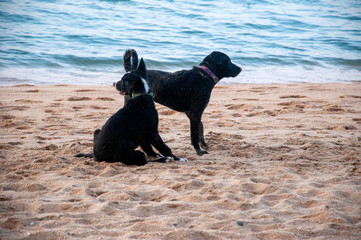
196,149,209,156
147,153,164,160
157,156,172,163
148,156,172,163
176,158,188,162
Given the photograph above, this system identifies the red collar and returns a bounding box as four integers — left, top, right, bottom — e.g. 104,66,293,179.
199,65,219,84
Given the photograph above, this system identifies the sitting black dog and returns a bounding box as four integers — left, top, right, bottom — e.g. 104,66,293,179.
76,58,187,165
123,49,242,155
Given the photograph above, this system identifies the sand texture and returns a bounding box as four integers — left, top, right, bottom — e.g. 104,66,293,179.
1,83,360,239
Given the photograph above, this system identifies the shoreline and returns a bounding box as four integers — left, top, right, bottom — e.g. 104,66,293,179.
1,82,360,239
2,80,361,87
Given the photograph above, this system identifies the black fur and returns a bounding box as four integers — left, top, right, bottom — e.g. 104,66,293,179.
123,49,242,155
76,58,186,165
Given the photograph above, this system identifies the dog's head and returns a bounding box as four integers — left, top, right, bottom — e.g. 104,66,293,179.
201,51,242,79
115,58,151,96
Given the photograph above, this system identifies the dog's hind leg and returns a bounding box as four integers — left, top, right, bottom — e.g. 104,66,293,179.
114,150,147,166
199,121,209,149
93,129,100,144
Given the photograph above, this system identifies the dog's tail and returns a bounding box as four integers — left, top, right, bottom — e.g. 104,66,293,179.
124,49,139,72
75,129,99,159
75,153,94,158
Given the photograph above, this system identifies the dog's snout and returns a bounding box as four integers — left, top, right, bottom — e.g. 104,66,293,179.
115,80,126,95
229,64,242,77
115,81,122,91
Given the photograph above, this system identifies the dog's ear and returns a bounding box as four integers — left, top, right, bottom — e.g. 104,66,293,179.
137,58,147,77
211,51,224,65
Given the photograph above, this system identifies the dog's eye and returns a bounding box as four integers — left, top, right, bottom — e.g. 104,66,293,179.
123,76,133,82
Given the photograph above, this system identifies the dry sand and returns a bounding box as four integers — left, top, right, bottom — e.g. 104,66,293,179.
0,83,360,239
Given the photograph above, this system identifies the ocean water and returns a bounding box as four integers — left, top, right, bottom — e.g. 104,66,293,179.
0,0,360,86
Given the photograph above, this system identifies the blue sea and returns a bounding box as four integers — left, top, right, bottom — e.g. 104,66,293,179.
0,0,360,85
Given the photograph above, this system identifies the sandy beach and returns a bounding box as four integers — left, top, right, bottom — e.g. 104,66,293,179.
0,83,360,239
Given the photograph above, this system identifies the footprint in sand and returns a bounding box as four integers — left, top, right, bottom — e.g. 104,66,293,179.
68,97,92,101
95,97,115,101
50,103,62,107
41,144,58,150
44,109,56,113
245,98,260,101
301,211,345,225
86,188,107,198
278,101,307,113
15,99,42,104
250,177,271,184
71,129,94,135
241,182,277,195
340,95,361,99
352,118,361,124
278,101,295,106
1,115,16,128
36,136,52,141
258,193,295,208
7,141,23,146
249,87,266,93
72,106,85,111
10,106,30,111
323,104,344,112
75,89,97,92
90,105,109,110
246,110,277,117
232,113,242,117
25,89,40,93
16,125,32,130
225,104,256,111
280,95,306,99
246,112,261,117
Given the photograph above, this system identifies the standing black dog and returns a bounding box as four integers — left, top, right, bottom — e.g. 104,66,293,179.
123,49,242,155
76,58,187,165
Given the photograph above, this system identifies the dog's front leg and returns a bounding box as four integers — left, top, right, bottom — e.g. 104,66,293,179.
199,121,209,149
187,113,209,155
150,133,187,162
141,142,167,163
140,143,158,157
